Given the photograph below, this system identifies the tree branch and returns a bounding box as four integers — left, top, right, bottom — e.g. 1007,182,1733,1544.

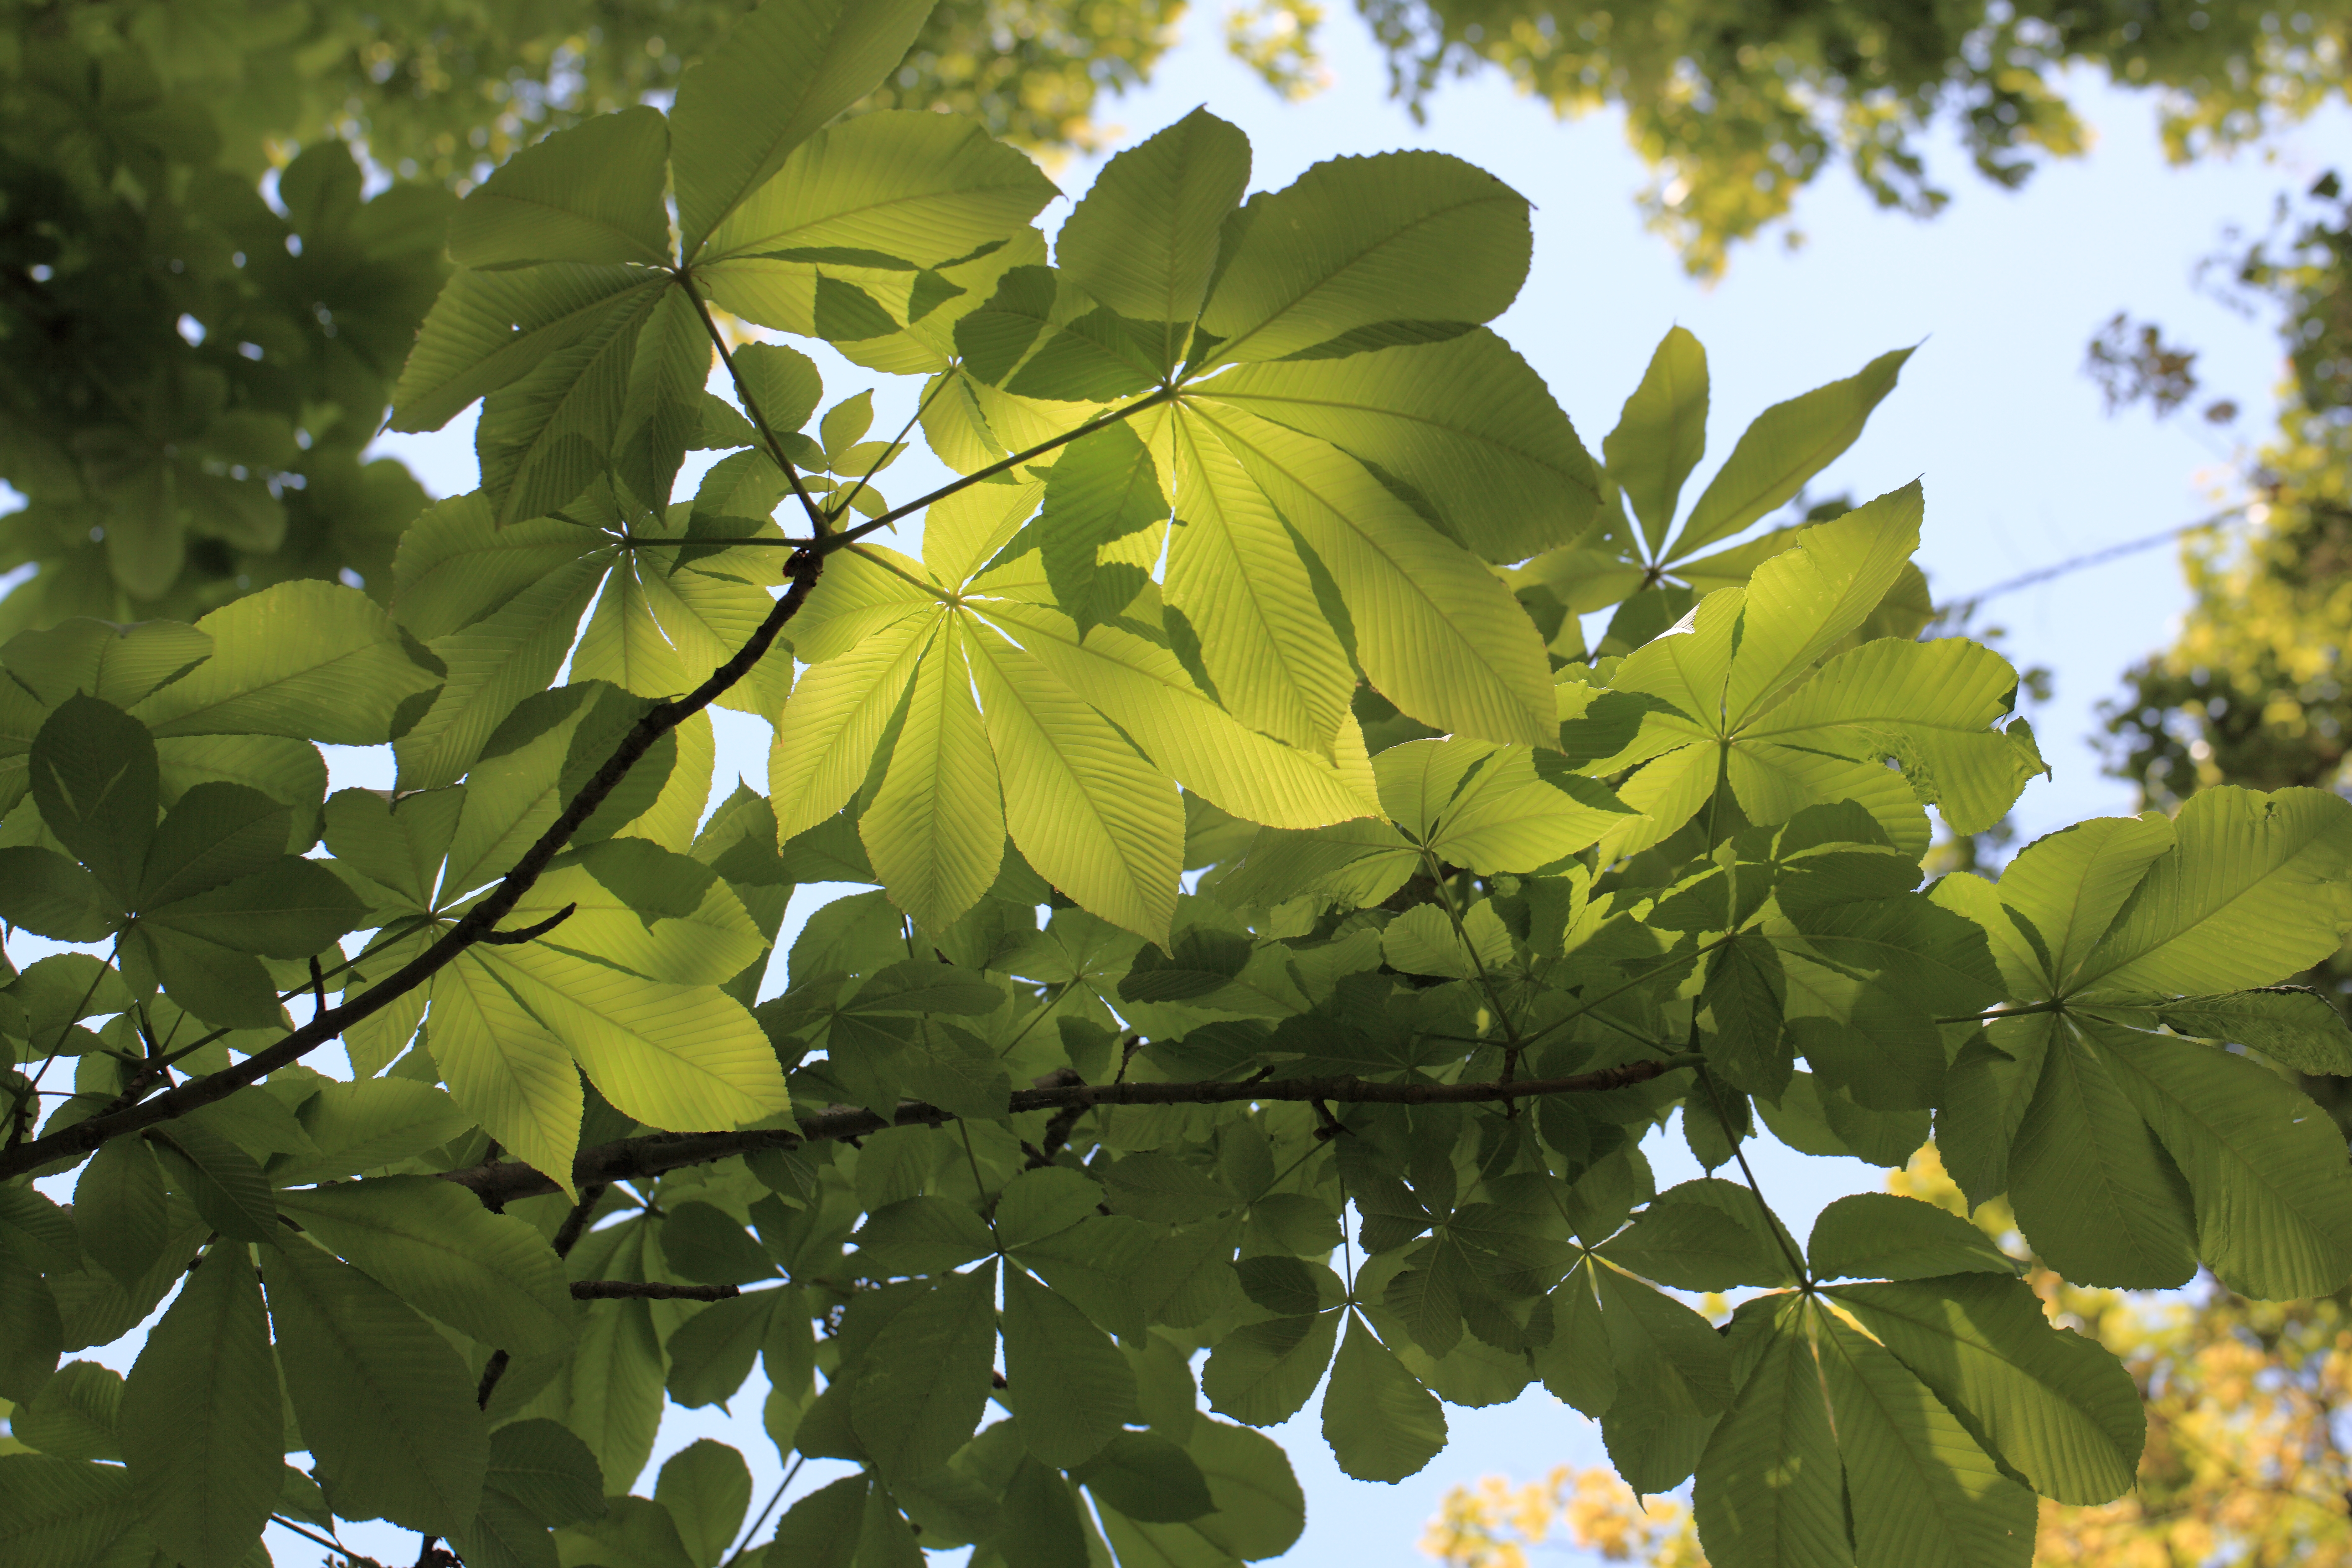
443,1056,1700,1207
0,558,825,1184
571,1280,742,1300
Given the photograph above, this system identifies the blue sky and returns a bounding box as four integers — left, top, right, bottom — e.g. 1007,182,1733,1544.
49,10,2352,1567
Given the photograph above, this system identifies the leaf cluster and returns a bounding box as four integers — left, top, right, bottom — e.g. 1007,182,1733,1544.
4,9,2352,1568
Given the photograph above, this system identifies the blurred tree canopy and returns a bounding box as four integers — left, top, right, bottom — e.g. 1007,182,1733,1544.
4,0,2342,623
1363,0,2352,276
0,0,1193,631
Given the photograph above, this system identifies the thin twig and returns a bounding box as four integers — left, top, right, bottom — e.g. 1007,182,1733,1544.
443,1057,1705,1207
681,281,830,533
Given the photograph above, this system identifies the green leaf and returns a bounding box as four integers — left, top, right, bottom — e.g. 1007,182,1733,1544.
11,1360,123,1462
1195,405,1554,746
982,598,1380,831
1701,937,1792,1098
476,281,668,526
656,1439,751,1568
1530,1273,1616,1418
673,0,951,256
2007,1015,2198,1289
1593,1262,1732,1493
473,943,789,1134
965,617,1183,943
1817,1312,2037,1568
276,1078,475,1185
661,1202,782,1286
2157,987,2352,1074
142,856,365,959
1319,1310,1445,1483
1163,411,1358,756
120,1246,281,1568
484,1418,606,1526
423,955,585,1199
665,1289,777,1408
1,617,211,710
450,107,672,268
134,582,444,745
275,1176,577,1356
1201,1312,1338,1429
1057,107,1249,353
391,264,663,433
1669,347,1911,560
612,284,714,511
1807,1194,2017,1282
1603,1198,1782,1291
144,1124,278,1244
557,1493,695,1568
1743,635,2036,835
0,1455,140,1568
1692,1299,1853,1568
1197,330,1599,562
0,848,114,941
1073,1431,1217,1524
1004,1268,1138,1467
262,1235,490,1534
1376,737,1632,873
859,616,1003,932
768,606,935,840
1178,1419,1306,1560
1778,894,2005,1020
993,1167,1103,1250
1606,326,1709,554
526,1293,665,1494
2074,785,2352,997
769,1475,866,1568
848,1263,999,1483
0,1250,61,1403
1031,420,1167,633
137,783,291,908
1198,152,1529,365
390,495,604,642
29,695,155,903
1720,486,1924,722
1828,1274,2143,1505
2087,1018,2352,1299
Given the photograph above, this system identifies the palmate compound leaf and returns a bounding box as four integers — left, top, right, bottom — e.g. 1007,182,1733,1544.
1580,487,1988,860
1373,735,1632,874
1002,1267,1140,1469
